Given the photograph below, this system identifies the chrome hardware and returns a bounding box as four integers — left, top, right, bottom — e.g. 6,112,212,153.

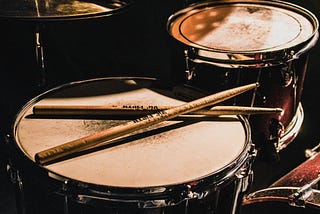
6,164,26,214
305,143,320,158
288,174,320,207
236,144,257,193
231,145,256,214
264,119,284,162
184,49,196,81
280,58,294,87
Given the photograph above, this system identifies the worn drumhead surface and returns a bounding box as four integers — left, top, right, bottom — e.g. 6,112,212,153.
14,78,247,188
169,1,316,52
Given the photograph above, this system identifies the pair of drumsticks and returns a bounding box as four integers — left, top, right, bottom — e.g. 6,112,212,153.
34,82,282,165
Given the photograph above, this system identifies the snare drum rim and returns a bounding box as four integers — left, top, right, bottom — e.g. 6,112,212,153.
11,77,253,204
167,0,319,66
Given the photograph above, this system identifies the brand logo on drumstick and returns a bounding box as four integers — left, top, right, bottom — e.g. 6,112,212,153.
34,83,259,165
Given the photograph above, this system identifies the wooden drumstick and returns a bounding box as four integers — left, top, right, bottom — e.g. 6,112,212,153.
33,105,283,116
34,82,259,165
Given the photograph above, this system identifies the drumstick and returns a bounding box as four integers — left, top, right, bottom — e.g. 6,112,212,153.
33,105,283,116
34,82,259,165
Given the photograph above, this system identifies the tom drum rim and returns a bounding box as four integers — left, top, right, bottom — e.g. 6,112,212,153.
167,0,319,67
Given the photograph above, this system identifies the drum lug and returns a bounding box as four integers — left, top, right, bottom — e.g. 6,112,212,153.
6,163,21,187
57,180,70,214
236,146,257,194
236,168,255,194
7,163,26,214
280,52,295,87
261,119,284,162
232,149,256,214
269,119,284,145
5,133,23,186
186,184,208,200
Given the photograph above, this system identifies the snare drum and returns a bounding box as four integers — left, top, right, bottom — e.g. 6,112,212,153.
9,77,255,214
167,0,319,159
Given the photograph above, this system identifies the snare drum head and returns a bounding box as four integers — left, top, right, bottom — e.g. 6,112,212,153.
168,0,318,54
13,78,249,188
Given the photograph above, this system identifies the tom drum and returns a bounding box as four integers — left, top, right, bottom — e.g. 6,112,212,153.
167,0,319,161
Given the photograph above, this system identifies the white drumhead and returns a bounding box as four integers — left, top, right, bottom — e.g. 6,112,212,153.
14,78,248,188
169,1,316,52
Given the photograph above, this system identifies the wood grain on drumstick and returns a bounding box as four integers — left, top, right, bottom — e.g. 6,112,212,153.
33,105,283,116
34,82,259,165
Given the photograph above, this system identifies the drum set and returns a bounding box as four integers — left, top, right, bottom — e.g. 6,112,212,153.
1,0,319,214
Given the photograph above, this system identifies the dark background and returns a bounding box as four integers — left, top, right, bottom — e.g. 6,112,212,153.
0,0,319,213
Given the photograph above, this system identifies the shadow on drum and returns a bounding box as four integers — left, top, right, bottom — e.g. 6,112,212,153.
31,116,237,165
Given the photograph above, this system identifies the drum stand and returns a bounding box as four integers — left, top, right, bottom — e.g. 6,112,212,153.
35,23,46,88
3,32,50,214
